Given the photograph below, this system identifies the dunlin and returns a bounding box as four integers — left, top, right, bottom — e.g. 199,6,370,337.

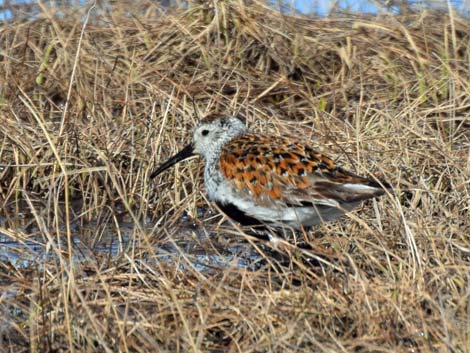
151,116,389,230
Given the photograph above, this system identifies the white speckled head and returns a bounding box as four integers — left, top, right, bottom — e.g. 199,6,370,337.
193,116,248,160
150,116,248,179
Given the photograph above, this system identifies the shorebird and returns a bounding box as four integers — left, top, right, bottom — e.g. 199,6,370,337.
151,116,389,230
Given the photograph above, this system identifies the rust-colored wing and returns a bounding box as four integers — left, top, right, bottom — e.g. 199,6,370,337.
219,133,385,208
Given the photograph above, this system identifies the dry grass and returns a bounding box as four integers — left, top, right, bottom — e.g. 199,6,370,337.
0,1,469,352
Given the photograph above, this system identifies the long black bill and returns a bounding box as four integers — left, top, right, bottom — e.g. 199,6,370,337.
150,144,195,179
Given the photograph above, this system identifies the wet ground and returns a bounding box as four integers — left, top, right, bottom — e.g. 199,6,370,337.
0,209,270,338
0,207,264,275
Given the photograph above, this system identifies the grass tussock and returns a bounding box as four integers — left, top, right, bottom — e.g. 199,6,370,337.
0,1,469,352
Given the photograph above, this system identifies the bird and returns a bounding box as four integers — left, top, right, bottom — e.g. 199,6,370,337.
150,115,390,230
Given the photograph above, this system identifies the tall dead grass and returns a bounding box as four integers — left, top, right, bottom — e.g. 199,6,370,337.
0,1,469,352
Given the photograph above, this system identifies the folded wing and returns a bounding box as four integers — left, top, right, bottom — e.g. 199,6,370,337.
219,133,387,209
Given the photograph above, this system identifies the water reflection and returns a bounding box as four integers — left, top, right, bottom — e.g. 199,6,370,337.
0,208,263,273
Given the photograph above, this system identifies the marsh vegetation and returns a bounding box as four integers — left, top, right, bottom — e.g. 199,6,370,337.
0,1,469,352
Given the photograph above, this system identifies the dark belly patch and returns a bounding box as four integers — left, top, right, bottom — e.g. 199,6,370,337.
215,202,263,226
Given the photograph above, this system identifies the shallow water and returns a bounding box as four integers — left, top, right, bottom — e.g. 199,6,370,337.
0,211,266,332
0,203,272,336
0,209,263,272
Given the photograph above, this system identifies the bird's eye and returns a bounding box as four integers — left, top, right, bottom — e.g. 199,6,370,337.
201,129,209,136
